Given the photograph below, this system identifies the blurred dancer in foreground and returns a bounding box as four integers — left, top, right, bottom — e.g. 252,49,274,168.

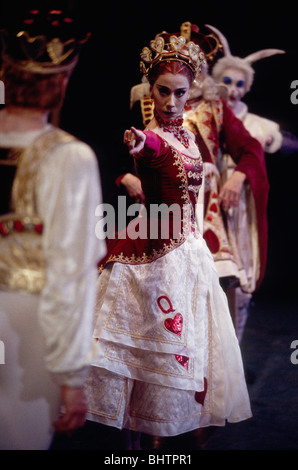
0,9,106,449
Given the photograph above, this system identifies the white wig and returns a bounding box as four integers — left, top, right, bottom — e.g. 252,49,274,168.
206,24,285,92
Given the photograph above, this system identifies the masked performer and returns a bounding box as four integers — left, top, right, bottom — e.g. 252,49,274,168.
85,28,252,447
208,24,287,154
0,9,106,450
210,25,298,159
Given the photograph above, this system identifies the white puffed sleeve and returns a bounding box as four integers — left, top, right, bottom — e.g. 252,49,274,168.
36,140,106,387
243,112,283,154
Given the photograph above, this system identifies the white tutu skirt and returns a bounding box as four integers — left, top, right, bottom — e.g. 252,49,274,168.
86,233,252,437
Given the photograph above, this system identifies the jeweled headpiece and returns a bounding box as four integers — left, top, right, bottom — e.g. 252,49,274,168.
179,22,222,64
140,29,206,77
1,9,90,74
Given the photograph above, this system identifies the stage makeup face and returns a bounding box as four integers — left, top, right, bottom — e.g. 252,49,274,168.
220,67,246,110
150,72,191,122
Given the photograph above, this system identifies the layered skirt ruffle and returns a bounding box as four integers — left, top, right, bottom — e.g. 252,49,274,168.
86,233,252,436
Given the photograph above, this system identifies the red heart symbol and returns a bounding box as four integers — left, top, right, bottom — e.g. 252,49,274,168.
209,202,218,213
164,313,183,336
175,354,189,370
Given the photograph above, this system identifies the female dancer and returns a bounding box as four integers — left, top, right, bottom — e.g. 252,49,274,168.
86,30,252,446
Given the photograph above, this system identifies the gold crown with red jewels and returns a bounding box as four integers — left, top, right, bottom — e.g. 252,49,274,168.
140,22,223,77
1,9,90,74
140,31,206,77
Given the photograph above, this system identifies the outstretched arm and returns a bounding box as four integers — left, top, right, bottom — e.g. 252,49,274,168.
124,126,146,155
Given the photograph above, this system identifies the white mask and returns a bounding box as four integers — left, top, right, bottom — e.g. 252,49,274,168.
220,68,246,110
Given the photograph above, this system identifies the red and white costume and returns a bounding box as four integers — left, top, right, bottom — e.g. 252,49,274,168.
184,98,269,340
184,98,269,292
86,127,252,437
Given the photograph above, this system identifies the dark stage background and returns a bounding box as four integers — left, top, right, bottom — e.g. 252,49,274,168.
1,0,298,302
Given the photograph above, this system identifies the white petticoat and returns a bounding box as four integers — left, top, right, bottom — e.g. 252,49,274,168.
86,233,252,436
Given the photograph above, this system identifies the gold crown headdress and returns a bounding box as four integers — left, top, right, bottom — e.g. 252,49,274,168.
1,9,90,74
179,21,222,63
140,30,206,77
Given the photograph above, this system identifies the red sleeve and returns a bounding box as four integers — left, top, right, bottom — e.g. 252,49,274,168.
221,100,267,178
221,100,270,290
134,130,169,166
115,174,126,187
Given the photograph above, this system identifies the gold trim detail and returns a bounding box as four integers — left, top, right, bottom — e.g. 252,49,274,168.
0,128,75,294
100,142,194,271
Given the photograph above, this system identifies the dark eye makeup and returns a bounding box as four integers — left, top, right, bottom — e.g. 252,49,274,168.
157,85,187,97
222,76,245,88
222,76,232,85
